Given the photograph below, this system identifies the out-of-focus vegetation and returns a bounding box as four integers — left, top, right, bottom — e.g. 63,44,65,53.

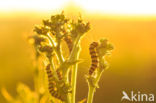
0,11,156,103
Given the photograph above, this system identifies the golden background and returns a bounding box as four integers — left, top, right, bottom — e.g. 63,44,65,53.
0,2,156,103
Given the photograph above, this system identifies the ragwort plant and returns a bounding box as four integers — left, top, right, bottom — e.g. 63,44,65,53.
1,11,113,103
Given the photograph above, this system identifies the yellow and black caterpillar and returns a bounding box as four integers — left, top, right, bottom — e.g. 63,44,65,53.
89,42,99,75
45,64,65,101
56,69,63,81
64,36,73,53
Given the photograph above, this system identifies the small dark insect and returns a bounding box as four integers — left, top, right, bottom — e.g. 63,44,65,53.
89,42,99,75
64,36,73,53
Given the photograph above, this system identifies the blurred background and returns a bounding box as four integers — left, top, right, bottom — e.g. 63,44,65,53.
0,0,156,103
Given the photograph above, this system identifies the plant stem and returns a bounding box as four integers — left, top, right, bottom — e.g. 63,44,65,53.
71,64,77,103
49,57,55,71
56,47,64,64
87,70,104,103
87,86,95,103
70,35,82,103
65,94,71,103
46,34,64,64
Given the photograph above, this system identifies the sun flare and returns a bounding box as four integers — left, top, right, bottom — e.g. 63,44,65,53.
0,0,156,15
74,0,156,15
0,0,69,11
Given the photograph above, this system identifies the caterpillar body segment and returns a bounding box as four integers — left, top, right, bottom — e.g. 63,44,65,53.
49,83,65,101
45,64,65,101
49,87,64,101
45,64,55,91
46,64,54,82
89,42,99,75
56,69,63,81
64,36,73,52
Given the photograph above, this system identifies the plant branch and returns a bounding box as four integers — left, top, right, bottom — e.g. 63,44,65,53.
56,38,64,64
87,56,106,103
69,34,82,103
87,70,104,103
46,34,64,64
71,64,78,103
65,94,71,103
87,56,108,103
87,86,95,103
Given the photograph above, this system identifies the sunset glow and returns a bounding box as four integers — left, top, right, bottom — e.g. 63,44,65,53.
74,0,156,15
0,0,156,15
0,0,68,11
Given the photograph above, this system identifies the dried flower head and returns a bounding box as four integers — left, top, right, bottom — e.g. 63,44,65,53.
34,26,50,35
30,35,46,46
97,38,114,56
70,18,90,38
39,45,53,53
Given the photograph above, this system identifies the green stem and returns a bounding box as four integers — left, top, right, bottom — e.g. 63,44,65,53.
49,57,55,71
70,35,82,103
95,70,104,85
46,34,64,64
65,94,71,103
87,70,104,103
46,34,55,47
68,34,81,62
70,53,80,103
71,64,78,103
87,86,95,103
56,47,64,64
49,57,60,81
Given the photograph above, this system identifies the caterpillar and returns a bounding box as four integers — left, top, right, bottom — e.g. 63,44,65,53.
45,64,65,101
56,69,63,80
64,36,73,53
46,64,54,84
89,42,99,75
49,87,64,101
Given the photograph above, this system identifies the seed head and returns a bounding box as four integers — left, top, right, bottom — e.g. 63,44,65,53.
34,25,49,35
39,45,53,53
97,38,114,56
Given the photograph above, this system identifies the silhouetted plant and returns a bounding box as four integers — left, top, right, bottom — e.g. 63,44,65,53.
1,11,113,103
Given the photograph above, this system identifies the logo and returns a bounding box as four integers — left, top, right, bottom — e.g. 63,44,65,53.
121,91,155,102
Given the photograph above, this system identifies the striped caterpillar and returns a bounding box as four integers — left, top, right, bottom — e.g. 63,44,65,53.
45,64,65,101
89,42,99,75
56,69,63,80
64,36,73,53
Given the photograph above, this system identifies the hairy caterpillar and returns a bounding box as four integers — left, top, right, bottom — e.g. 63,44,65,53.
89,42,99,75
64,36,73,52
45,64,64,101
